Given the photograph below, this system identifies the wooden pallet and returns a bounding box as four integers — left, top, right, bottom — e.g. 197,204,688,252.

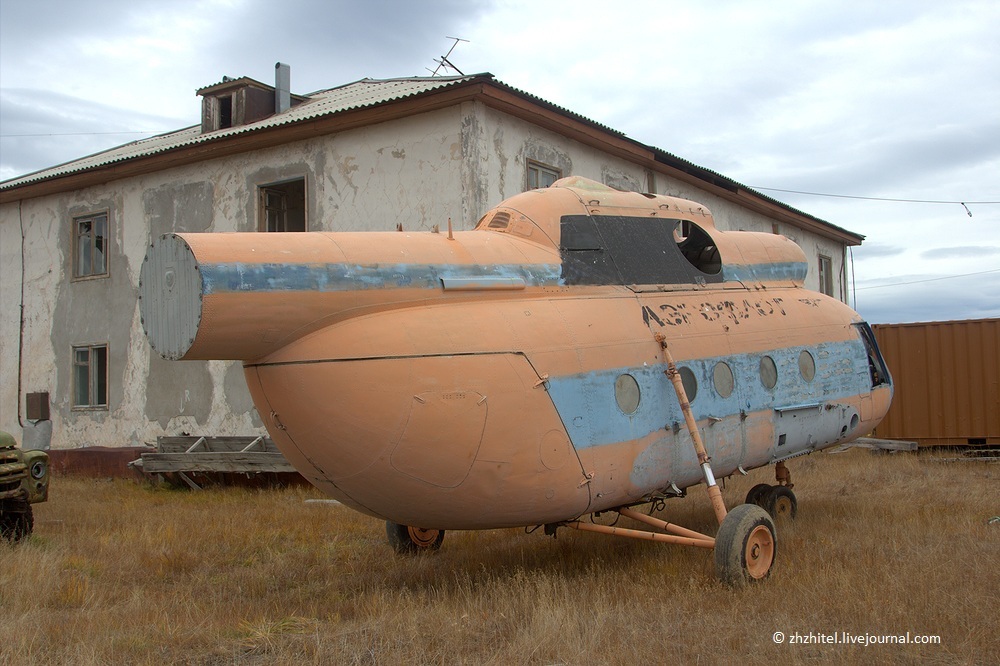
132,436,297,488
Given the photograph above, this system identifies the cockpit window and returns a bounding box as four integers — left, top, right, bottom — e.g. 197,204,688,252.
677,223,722,275
855,323,892,388
559,215,725,286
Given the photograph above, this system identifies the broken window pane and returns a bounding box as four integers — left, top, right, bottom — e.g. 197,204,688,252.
94,216,107,274
73,213,109,278
73,347,90,406
818,254,833,296
77,220,91,276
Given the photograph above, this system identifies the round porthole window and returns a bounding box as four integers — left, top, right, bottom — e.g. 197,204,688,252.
615,374,641,415
799,350,816,382
713,361,734,398
759,356,778,390
678,366,698,402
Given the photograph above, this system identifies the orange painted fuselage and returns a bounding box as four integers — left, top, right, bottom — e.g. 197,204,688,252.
139,177,892,529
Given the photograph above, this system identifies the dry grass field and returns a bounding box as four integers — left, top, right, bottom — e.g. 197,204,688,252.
1,448,997,665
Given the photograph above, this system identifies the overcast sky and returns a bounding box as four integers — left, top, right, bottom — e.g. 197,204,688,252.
1,0,998,324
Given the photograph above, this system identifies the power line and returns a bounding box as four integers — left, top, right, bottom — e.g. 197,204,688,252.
1,131,163,138
855,268,1000,291
749,185,1000,206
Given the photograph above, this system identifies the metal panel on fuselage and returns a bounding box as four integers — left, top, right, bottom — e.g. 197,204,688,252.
246,283,874,527
528,286,873,514
246,345,592,530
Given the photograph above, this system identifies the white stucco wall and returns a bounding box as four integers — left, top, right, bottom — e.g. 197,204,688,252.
0,106,468,448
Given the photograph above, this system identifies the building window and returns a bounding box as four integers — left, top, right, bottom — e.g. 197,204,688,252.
73,344,108,409
818,254,834,296
526,160,561,190
73,213,109,279
218,95,233,129
258,179,306,232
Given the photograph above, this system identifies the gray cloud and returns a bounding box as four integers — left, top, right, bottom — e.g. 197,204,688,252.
0,0,490,180
853,271,1000,323
0,0,140,48
0,88,186,180
922,246,1000,260
171,0,492,95
852,243,908,260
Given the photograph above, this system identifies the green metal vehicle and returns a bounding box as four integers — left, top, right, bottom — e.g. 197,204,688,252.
0,431,49,541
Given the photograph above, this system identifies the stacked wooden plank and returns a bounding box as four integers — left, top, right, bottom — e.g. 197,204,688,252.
133,436,297,487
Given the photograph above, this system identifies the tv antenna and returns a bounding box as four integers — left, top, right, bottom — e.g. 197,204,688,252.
428,37,469,76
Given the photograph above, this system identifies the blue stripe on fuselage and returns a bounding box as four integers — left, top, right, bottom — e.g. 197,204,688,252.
200,261,805,294
722,261,808,284
545,338,868,451
200,262,564,294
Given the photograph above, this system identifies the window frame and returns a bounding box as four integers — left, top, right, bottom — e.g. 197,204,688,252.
217,94,234,129
72,211,110,281
72,343,109,410
818,254,834,296
526,160,561,191
257,177,307,232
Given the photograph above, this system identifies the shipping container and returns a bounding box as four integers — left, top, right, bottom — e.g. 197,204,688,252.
871,318,1000,446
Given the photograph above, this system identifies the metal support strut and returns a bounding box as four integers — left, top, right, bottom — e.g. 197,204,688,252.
563,333,776,585
655,333,728,526
564,505,715,548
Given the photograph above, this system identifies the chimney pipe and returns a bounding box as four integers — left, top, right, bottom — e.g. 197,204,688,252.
275,62,290,113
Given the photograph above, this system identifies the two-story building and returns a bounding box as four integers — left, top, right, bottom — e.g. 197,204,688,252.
0,69,863,449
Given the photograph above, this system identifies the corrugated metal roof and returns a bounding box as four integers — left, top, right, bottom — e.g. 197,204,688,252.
482,78,625,138
0,72,862,240
474,78,841,229
1,75,486,190
1,126,204,188
196,75,261,94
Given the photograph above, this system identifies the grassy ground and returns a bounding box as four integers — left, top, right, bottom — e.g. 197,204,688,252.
1,449,997,665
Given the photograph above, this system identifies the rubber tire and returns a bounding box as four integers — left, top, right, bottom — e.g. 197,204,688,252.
714,504,776,587
385,521,444,554
0,501,33,543
763,485,798,520
745,483,773,507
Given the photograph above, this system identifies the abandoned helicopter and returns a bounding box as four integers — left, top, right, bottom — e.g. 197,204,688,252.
139,176,892,585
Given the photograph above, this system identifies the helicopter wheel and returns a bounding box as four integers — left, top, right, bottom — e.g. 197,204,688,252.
745,483,773,507
385,521,445,554
763,486,797,520
714,504,776,586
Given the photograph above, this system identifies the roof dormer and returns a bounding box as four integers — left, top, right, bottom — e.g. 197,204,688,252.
196,63,307,133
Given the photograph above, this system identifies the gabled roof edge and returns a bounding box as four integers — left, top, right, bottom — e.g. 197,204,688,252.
0,72,865,244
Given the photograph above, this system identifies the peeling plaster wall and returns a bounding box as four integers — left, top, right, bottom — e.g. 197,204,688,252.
0,202,27,433
0,106,467,447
